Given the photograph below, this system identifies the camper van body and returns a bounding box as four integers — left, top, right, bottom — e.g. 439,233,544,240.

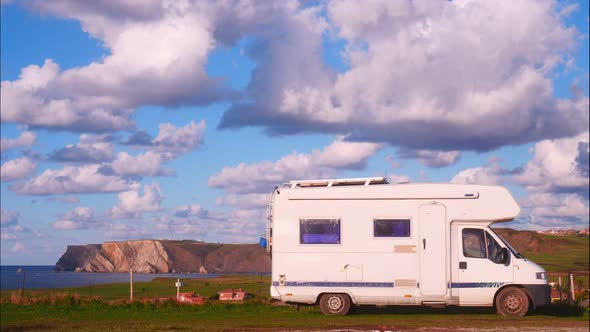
264,177,550,316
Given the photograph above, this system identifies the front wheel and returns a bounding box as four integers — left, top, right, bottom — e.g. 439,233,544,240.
496,287,530,317
319,293,352,315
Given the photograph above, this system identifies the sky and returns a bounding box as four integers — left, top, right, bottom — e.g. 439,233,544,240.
0,0,588,265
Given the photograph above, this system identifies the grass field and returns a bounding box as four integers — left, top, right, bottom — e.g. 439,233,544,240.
522,235,589,273
1,275,589,331
1,235,588,331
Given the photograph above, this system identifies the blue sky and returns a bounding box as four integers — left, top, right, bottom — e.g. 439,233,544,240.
1,0,588,265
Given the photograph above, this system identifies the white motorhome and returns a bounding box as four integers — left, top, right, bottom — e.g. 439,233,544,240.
261,177,550,317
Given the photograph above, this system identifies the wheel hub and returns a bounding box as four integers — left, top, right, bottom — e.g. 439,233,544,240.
503,294,522,312
328,295,343,311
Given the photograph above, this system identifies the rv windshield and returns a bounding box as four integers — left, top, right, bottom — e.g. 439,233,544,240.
489,227,524,259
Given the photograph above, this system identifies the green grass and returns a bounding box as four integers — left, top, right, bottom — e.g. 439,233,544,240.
1,301,588,331
523,235,589,273
1,275,589,331
1,274,270,302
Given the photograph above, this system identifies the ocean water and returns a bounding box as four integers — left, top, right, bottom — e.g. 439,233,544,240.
0,265,218,290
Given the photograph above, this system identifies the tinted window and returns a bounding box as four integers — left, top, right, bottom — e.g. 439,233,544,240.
300,219,340,244
374,219,411,237
462,228,486,258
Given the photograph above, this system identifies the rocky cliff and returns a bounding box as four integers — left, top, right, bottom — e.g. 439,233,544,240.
55,240,271,273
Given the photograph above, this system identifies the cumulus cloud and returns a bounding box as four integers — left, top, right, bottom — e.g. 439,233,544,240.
451,158,505,185
111,183,163,219
104,151,171,177
515,132,589,195
11,164,135,195
53,207,96,230
1,131,36,151
1,60,134,132
220,0,588,151
215,193,270,208
1,157,37,182
174,204,208,218
398,149,461,168
50,134,114,163
1,208,19,227
209,137,381,193
152,120,206,156
1,1,240,132
519,192,589,229
512,132,589,229
10,242,29,253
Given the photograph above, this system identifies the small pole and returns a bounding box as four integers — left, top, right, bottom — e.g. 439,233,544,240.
558,276,563,302
176,279,180,300
19,269,26,304
130,269,134,302
569,273,575,303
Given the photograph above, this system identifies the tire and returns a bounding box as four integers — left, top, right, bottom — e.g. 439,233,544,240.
496,287,530,317
319,293,352,315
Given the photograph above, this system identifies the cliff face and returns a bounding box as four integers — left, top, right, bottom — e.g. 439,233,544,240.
55,240,270,273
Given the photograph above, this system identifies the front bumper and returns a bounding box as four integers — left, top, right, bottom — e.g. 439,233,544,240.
523,284,551,307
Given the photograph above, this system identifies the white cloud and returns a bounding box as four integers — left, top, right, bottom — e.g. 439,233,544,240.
1,131,36,151
1,209,19,227
10,242,29,253
50,134,114,163
1,157,37,182
451,158,504,185
515,132,589,193
1,60,134,132
209,137,381,193
1,1,236,132
108,151,170,177
153,120,205,157
221,0,588,151
512,132,589,230
174,204,208,218
53,207,95,230
111,183,163,219
519,192,589,229
216,193,270,208
11,164,135,195
398,149,461,168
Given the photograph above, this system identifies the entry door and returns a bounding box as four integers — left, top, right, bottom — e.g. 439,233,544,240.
419,204,447,296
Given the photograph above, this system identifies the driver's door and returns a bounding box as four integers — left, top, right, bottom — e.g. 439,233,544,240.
456,227,513,305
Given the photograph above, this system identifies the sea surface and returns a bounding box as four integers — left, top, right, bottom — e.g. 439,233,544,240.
0,265,218,290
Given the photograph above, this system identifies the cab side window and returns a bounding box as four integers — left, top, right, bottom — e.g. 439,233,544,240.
462,228,486,258
485,231,504,264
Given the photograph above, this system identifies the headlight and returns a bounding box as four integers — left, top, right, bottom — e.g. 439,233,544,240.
536,272,547,280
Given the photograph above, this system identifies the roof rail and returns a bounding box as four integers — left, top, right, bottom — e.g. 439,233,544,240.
286,177,389,188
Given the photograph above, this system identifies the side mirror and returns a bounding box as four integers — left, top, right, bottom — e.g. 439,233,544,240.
500,247,511,266
259,237,267,249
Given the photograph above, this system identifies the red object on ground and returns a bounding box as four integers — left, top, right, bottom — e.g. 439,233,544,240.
218,288,247,301
177,292,204,305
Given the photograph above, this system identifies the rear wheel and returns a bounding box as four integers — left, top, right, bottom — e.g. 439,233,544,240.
319,293,351,315
496,287,530,317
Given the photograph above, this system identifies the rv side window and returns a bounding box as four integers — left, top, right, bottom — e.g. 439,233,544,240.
374,219,411,237
300,219,341,244
462,228,486,258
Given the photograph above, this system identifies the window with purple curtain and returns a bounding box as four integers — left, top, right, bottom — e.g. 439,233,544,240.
373,219,411,237
300,219,341,244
